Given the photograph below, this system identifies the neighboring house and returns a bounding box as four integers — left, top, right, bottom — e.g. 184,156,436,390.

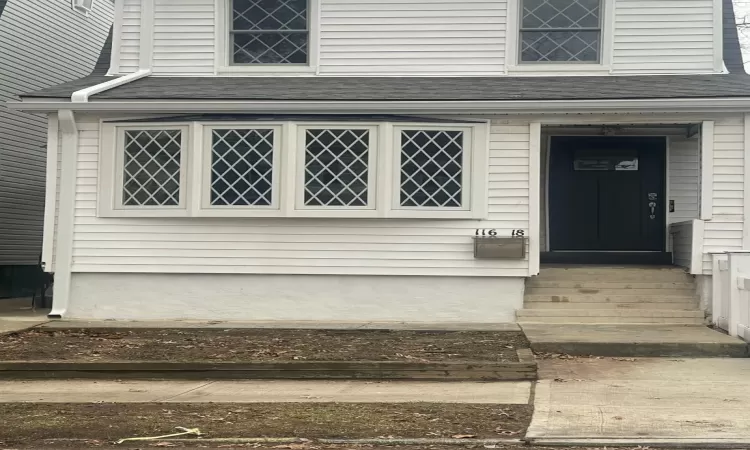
9,0,750,324
0,0,113,297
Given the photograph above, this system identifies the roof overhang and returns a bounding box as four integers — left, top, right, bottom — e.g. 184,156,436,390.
9,97,750,115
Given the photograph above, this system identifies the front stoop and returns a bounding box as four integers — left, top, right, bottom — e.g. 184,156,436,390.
522,324,749,357
518,266,706,325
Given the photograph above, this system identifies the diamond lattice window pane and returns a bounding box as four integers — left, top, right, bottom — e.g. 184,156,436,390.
122,130,182,206
233,32,308,64
233,0,307,30
231,0,308,64
211,129,275,206
520,0,601,62
304,129,369,207
521,30,599,62
400,130,464,208
522,0,601,29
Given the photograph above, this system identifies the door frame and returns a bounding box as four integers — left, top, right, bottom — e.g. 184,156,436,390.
544,134,671,253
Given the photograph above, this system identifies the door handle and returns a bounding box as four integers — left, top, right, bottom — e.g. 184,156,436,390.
648,201,657,219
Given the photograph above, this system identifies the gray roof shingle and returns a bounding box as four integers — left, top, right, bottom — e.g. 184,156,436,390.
20,74,750,101
19,2,750,102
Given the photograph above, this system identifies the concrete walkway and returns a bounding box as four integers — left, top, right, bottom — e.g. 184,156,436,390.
0,380,531,404
0,298,49,335
527,357,750,443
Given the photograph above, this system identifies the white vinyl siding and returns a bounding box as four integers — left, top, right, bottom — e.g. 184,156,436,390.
118,0,141,73
132,0,724,76
153,0,215,75
0,0,112,266
668,135,701,223
70,117,529,277
611,0,716,74
701,116,746,274
318,0,507,75
670,220,693,269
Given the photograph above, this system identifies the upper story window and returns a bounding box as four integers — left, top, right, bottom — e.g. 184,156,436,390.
231,0,309,65
520,0,602,63
71,0,95,15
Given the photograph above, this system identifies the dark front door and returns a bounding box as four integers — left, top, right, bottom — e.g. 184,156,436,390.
549,136,666,253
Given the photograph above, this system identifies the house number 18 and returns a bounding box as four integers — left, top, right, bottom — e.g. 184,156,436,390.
475,229,526,237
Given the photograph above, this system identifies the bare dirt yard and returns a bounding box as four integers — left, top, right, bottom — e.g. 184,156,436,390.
0,403,532,448
0,329,528,362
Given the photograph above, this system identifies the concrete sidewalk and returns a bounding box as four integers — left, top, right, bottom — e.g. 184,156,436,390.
527,357,750,444
0,380,531,404
0,298,49,335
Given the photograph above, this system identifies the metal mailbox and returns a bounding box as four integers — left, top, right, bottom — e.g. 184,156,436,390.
473,237,527,259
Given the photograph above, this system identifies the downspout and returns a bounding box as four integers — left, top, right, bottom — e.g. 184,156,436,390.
49,110,78,319
51,0,156,317
41,115,59,272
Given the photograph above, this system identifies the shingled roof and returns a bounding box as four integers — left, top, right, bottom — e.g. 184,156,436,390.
21,1,750,102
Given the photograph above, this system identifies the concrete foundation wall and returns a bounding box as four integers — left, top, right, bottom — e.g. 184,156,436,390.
696,274,713,315
68,273,524,322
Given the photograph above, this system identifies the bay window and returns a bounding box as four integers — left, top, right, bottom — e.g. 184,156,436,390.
99,120,487,219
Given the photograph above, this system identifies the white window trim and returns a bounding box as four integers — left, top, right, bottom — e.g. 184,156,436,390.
71,0,95,15
214,0,320,76
505,0,615,75
295,124,379,218
98,120,489,220
389,124,487,220
195,123,284,217
99,123,191,218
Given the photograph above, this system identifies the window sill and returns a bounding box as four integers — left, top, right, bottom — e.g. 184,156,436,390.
97,209,483,220
507,64,612,76
216,65,317,76
98,208,190,218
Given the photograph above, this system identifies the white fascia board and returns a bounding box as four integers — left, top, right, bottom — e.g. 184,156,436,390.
71,69,152,102
10,97,750,114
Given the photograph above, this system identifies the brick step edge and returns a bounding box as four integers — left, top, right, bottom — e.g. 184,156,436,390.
0,357,538,381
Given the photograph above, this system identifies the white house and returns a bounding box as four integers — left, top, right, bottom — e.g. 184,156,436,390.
0,0,112,297
10,0,750,324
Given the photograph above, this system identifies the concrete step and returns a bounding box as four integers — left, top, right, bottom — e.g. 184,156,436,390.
526,280,696,290
535,273,694,283
525,287,696,295
524,294,698,303
521,324,749,357
517,316,705,325
518,318,705,325
517,308,704,319
537,267,692,282
524,302,699,310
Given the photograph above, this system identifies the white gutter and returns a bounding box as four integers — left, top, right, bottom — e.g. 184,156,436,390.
71,69,152,102
10,97,750,114
50,110,79,319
